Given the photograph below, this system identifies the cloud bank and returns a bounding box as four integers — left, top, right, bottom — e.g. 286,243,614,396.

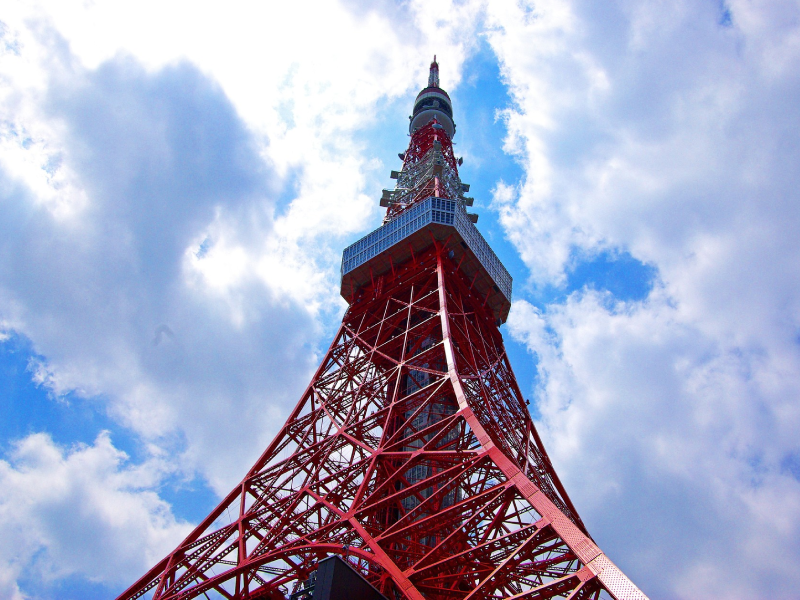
0,0,478,595
487,0,800,597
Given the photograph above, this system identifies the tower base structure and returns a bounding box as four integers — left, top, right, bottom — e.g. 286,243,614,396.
118,243,647,600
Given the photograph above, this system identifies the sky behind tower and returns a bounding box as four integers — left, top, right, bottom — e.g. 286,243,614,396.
1,1,800,599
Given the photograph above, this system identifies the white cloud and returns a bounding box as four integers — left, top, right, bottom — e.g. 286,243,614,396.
0,0,485,594
494,0,800,598
0,48,324,494
0,432,191,599
509,291,800,599
0,0,486,487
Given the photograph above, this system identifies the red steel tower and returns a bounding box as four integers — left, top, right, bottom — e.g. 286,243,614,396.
118,58,648,600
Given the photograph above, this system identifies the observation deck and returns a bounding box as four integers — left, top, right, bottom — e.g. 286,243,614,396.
340,196,512,323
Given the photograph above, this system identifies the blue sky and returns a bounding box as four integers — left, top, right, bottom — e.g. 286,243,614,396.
2,1,800,599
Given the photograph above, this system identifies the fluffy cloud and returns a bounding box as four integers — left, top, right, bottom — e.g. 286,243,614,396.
0,0,483,594
0,432,190,599
0,0,489,482
0,51,321,494
491,0,800,598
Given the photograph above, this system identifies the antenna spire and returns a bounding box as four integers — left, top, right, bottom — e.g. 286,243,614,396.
428,55,439,88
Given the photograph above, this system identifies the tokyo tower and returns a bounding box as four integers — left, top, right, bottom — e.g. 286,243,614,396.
118,58,648,600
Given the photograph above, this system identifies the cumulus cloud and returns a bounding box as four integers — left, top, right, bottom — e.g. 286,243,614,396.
509,292,800,599
0,0,486,486
492,0,800,598
0,0,484,594
0,431,190,599
0,50,322,494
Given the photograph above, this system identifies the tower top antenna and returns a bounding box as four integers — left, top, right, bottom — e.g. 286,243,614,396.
428,55,439,88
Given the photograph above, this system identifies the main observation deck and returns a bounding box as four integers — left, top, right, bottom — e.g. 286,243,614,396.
340,196,512,323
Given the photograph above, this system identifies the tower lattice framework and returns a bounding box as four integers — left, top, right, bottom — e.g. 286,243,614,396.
119,58,647,600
